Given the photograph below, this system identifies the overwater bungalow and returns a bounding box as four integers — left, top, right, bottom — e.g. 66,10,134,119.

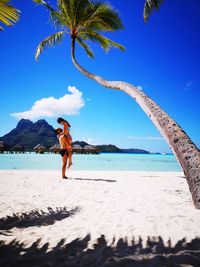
83,145,99,154
13,144,25,153
72,144,83,154
49,143,99,154
50,144,60,153
33,144,47,154
0,141,10,153
38,145,47,154
33,144,41,151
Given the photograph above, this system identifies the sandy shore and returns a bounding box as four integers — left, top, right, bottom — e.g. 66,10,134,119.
0,170,200,266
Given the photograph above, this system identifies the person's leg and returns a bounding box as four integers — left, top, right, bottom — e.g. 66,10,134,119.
62,154,68,178
67,149,73,168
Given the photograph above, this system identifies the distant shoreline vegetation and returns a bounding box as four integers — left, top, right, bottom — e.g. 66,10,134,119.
0,141,152,155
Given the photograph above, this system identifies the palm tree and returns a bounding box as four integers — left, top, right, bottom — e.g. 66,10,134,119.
0,0,20,30
143,0,164,21
34,0,200,208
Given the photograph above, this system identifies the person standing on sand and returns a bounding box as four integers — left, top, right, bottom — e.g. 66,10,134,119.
57,117,73,168
55,128,70,179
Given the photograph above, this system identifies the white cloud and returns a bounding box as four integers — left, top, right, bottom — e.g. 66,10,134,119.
11,86,85,120
128,136,164,141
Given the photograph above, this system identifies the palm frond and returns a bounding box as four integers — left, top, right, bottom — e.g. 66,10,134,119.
33,0,64,28
35,31,64,60
0,0,20,30
33,0,55,11
77,2,123,32
79,30,125,52
57,0,76,30
73,0,91,28
76,36,94,58
143,0,164,22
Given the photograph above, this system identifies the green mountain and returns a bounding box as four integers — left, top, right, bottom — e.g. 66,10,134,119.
120,148,149,154
96,144,121,153
0,119,57,149
96,145,149,154
73,141,90,147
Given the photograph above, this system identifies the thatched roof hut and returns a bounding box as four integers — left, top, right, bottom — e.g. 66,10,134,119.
33,144,47,154
50,144,60,153
0,141,10,153
13,144,25,152
72,144,83,154
33,144,41,151
83,145,99,154
38,145,47,154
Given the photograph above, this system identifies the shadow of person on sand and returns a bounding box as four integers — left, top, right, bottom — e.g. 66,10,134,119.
0,206,80,235
70,177,117,182
0,234,200,266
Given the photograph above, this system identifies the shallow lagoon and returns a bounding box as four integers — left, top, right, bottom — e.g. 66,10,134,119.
0,153,181,171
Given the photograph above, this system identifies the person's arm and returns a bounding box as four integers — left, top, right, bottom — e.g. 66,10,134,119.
62,122,72,144
63,122,70,135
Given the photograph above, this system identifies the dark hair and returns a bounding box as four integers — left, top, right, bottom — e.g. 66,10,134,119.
57,117,71,127
57,117,65,123
54,128,62,135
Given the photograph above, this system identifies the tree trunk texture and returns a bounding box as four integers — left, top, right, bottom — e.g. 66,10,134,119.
71,38,200,208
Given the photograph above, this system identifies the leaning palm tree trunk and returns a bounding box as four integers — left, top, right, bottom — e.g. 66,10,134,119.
71,37,200,208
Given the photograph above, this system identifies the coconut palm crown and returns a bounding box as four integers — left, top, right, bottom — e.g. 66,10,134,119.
34,0,124,60
0,0,20,30
143,0,164,21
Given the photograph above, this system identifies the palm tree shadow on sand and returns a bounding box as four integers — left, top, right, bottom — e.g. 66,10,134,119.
0,206,80,235
0,234,200,266
70,177,117,183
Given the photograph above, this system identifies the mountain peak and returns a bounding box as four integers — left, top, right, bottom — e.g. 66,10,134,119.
16,119,33,129
35,119,49,124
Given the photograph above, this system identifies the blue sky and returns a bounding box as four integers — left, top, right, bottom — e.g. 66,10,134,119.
0,0,200,153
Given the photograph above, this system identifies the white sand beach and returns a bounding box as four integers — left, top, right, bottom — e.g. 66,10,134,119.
0,170,200,266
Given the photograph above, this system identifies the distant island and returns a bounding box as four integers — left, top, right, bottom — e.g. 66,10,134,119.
0,119,149,154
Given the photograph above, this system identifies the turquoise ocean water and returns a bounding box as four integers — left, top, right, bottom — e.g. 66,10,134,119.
0,153,181,171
